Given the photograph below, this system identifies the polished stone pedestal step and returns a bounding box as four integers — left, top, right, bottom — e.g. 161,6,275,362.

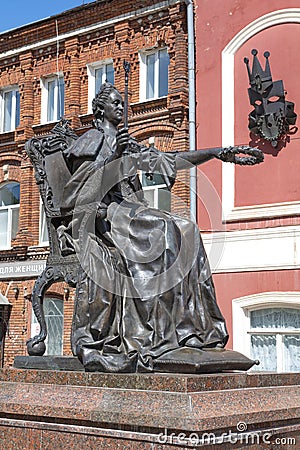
0,369,299,448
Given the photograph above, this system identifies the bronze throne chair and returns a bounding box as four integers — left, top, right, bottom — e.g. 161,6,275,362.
25,120,80,356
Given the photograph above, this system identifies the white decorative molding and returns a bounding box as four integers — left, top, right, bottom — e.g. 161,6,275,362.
226,201,300,221
221,9,300,221
232,292,300,355
202,225,300,273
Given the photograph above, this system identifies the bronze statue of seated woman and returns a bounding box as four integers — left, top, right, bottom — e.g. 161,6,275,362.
25,75,262,372
52,82,261,373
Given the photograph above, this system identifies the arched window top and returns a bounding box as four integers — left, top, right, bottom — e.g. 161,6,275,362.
250,308,300,330
44,297,64,317
0,182,20,207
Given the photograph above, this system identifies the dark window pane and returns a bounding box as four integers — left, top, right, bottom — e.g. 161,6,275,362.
3,91,13,132
42,298,64,356
143,189,154,207
0,182,20,206
15,90,20,127
95,67,103,94
158,49,169,97
0,210,8,248
11,207,19,240
47,80,55,121
106,64,114,84
40,207,49,243
146,53,155,99
158,187,171,211
58,77,65,119
142,172,165,187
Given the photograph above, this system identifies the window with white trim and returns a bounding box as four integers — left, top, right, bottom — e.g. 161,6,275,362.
41,74,64,123
87,61,114,113
0,182,20,249
232,293,300,372
31,297,64,355
249,308,300,372
141,172,171,211
139,48,169,101
0,86,20,133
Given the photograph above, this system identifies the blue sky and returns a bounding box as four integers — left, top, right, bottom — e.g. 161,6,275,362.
0,1,95,33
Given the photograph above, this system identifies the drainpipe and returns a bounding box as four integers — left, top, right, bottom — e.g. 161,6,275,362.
185,0,197,222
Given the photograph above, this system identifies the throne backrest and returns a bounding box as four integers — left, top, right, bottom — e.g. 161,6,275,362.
25,120,78,256
24,122,81,357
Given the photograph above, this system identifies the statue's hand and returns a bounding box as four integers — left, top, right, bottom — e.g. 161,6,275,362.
96,202,108,219
216,147,236,163
116,127,130,156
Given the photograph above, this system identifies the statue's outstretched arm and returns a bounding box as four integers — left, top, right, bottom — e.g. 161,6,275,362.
175,148,221,170
175,145,264,170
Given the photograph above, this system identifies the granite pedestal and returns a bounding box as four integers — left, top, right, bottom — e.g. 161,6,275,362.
0,368,299,449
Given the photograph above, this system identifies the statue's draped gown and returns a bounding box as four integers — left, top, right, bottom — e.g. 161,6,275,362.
61,127,228,372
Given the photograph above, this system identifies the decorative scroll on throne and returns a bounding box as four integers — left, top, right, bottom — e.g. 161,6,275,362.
25,120,81,356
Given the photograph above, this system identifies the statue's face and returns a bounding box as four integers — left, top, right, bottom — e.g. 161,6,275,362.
103,90,124,125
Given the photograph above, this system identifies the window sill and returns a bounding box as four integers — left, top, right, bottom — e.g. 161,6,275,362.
28,244,50,250
79,114,94,130
32,122,60,135
0,246,12,252
131,97,168,114
130,97,168,116
0,131,15,144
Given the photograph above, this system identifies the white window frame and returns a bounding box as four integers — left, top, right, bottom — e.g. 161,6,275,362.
138,137,171,211
87,59,114,113
142,180,169,210
41,73,64,124
0,85,20,133
39,200,49,246
139,47,169,102
232,292,300,372
0,182,20,250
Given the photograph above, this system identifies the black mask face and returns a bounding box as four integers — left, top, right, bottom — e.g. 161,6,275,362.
244,49,297,147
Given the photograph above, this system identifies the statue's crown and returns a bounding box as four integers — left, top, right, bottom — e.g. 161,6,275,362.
244,49,272,94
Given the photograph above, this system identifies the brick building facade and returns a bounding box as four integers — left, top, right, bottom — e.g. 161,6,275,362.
0,0,191,366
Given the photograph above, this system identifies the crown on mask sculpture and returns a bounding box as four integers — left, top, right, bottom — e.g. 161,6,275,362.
244,49,297,147
244,49,272,94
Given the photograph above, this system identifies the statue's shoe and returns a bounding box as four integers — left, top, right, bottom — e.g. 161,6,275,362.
81,348,138,373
